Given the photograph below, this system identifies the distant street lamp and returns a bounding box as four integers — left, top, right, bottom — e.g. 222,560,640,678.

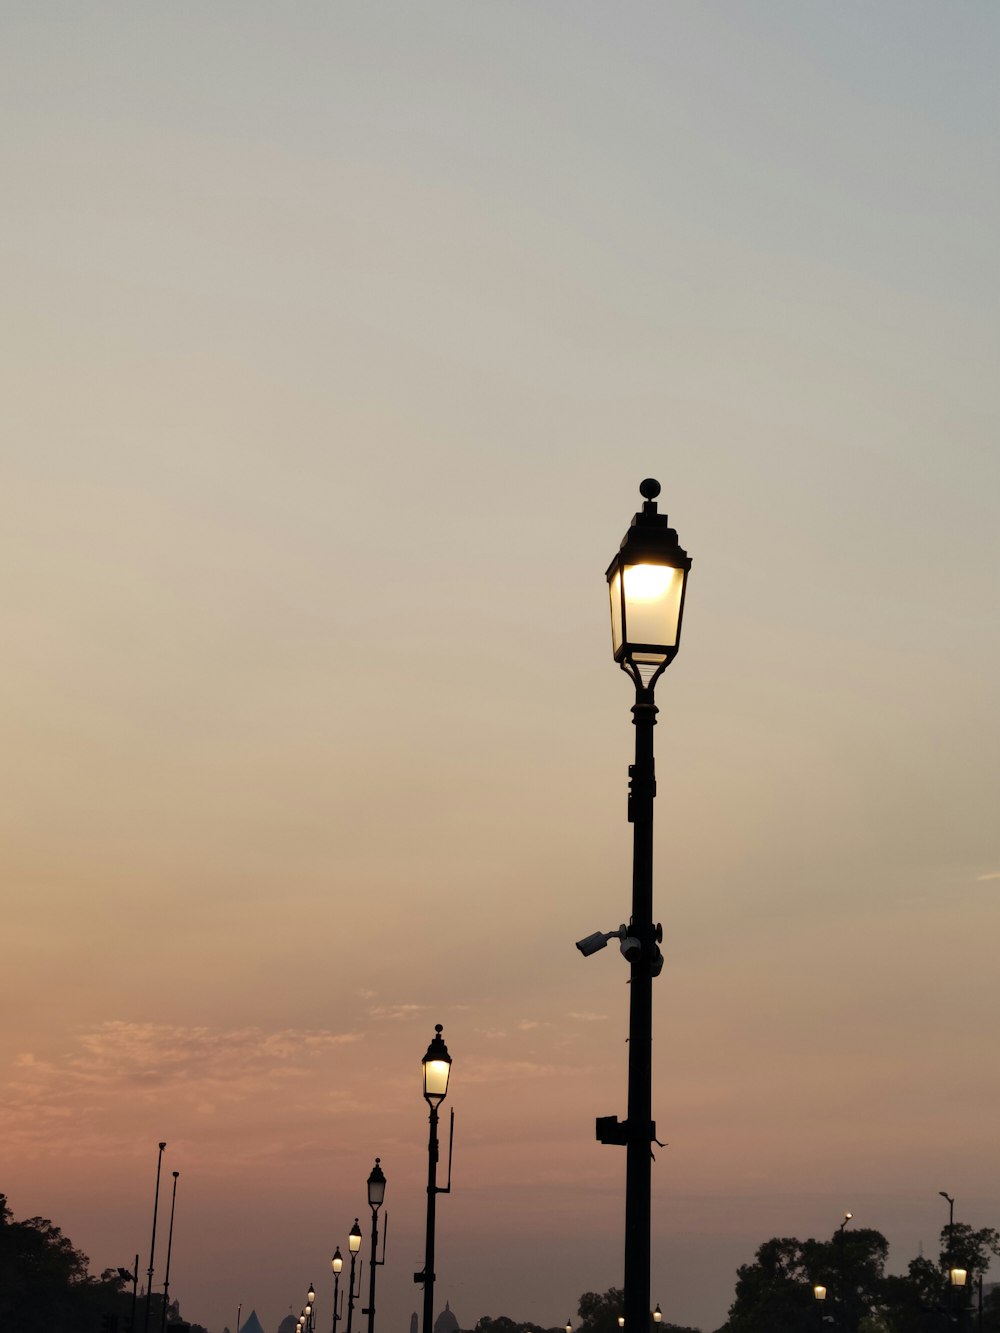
834,1212,854,1330
331,1248,344,1333
143,1142,168,1333
363,1161,387,1333
346,1220,363,1333
618,1317,626,1328
941,1193,956,1317
653,1306,663,1324
565,1320,572,1333
814,1287,828,1303
415,1025,454,1333
581,480,692,1333
159,1172,181,1333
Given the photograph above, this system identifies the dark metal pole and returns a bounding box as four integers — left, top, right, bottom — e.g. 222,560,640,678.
159,1172,180,1333
332,1271,341,1333
941,1194,955,1319
366,1210,379,1333
421,1101,440,1333
623,684,657,1333
143,1142,167,1333
346,1238,360,1333
129,1254,139,1333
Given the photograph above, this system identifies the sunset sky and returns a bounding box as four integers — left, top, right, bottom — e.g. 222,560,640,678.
2,5,998,1333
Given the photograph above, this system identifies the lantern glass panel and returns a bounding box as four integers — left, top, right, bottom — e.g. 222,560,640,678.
622,563,682,654
609,569,624,656
424,1058,451,1103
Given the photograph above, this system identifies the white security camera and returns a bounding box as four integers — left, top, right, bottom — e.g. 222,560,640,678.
576,931,611,957
576,926,627,957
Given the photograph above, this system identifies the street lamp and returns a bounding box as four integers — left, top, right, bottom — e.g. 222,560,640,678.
582,480,692,1333
653,1306,663,1324
415,1024,455,1333
331,1249,344,1333
143,1142,168,1333
160,1172,181,1333
839,1213,853,1234
363,1160,388,1333
814,1288,828,1303
950,1270,968,1289
941,1193,956,1316
346,1220,363,1333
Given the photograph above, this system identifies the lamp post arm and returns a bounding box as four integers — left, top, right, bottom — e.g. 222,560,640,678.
437,1107,455,1195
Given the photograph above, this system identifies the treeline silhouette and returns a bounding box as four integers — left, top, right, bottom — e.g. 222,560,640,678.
472,1288,700,1333
717,1222,1000,1333
0,1192,208,1333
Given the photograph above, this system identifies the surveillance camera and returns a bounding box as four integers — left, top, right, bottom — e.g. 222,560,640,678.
576,931,610,957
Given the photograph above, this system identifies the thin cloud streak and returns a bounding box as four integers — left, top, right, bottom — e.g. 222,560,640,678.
1,1021,364,1161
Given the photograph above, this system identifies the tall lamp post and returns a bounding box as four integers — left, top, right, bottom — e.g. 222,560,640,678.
363,1160,387,1333
835,1212,853,1331
331,1249,344,1333
159,1172,180,1333
143,1142,168,1333
579,480,691,1333
346,1221,363,1333
415,1024,454,1333
940,1193,956,1318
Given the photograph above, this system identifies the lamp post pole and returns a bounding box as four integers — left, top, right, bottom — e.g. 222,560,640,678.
593,481,691,1333
416,1025,454,1333
159,1172,180,1333
364,1160,387,1333
143,1142,167,1333
331,1250,344,1333
940,1194,956,1318
346,1220,362,1333
128,1253,139,1333
836,1212,853,1332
